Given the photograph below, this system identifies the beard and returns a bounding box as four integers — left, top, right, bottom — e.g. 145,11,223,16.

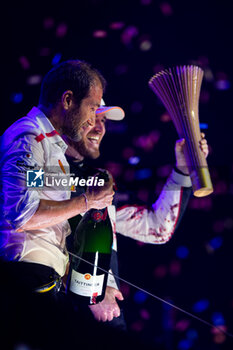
62,108,83,142
73,138,100,159
62,107,101,159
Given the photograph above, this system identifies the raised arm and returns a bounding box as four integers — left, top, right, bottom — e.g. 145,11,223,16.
116,136,209,243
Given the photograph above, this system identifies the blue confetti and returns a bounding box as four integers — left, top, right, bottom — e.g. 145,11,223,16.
176,246,189,259
200,123,208,129
192,299,210,313
178,339,193,350
215,80,231,90
134,291,148,303
52,53,62,65
209,236,223,250
186,329,199,340
135,168,152,180
129,156,140,165
212,312,225,326
10,92,23,104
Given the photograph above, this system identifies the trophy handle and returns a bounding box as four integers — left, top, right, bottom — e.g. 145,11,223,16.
183,143,213,197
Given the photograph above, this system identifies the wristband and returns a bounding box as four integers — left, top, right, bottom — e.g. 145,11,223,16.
174,165,189,176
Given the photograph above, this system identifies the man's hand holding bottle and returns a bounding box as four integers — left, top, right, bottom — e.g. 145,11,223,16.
85,170,115,210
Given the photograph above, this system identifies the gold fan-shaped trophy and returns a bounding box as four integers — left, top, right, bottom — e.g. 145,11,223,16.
148,65,213,197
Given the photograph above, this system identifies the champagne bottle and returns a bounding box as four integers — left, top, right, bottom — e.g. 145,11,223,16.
67,170,113,305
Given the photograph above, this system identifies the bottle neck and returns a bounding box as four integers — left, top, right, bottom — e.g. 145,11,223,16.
89,208,108,223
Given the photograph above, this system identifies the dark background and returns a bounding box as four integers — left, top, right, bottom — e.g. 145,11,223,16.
2,0,233,349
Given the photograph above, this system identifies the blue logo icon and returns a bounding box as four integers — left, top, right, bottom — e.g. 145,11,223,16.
27,169,44,187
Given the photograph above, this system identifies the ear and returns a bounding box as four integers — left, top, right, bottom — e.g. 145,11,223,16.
62,90,74,110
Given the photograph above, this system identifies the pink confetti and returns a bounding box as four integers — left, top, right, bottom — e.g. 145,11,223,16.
43,17,55,29
175,319,190,331
105,161,123,178
140,0,152,5
56,23,68,38
122,147,135,159
130,320,145,332
26,75,42,85
140,309,151,320
93,30,107,38
189,197,213,211
213,333,226,344
109,22,125,30
121,26,139,45
169,260,181,276
19,56,30,70
160,112,171,122
154,265,167,278
156,165,173,178
39,47,51,56
160,2,173,16
120,282,131,297
212,220,225,233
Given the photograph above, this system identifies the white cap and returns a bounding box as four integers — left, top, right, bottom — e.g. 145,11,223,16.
96,99,125,121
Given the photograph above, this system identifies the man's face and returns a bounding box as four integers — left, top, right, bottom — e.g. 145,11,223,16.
74,113,107,159
62,82,103,143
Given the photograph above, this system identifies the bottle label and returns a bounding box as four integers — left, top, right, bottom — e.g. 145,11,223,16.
69,269,104,297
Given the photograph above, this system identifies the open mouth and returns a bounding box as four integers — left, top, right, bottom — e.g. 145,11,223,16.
87,135,100,145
